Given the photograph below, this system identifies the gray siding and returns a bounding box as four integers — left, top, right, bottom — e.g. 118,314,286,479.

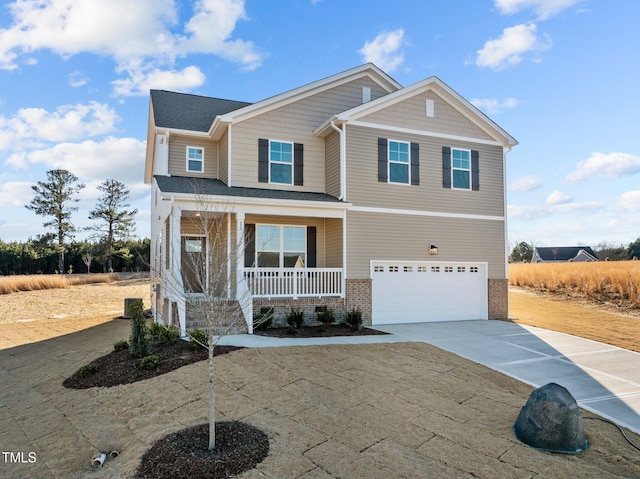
360,89,495,142
219,129,229,184
231,77,389,192
325,218,343,268
168,135,219,178
345,124,505,217
325,130,341,198
345,210,506,280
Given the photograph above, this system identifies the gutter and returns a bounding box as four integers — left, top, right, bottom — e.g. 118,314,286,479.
329,119,346,200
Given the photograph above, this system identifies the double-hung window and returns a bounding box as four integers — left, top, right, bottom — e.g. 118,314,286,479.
269,141,293,184
388,140,410,184
256,225,305,267
452,148,471,189
186,146,204,173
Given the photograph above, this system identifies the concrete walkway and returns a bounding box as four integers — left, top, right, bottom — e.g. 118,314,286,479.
220,320,640,435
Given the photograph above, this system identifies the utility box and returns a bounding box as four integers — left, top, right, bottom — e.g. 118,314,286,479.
124,298,143,319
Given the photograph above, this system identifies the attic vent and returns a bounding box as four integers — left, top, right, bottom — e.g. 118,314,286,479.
362,87,371,103
426,99,435,118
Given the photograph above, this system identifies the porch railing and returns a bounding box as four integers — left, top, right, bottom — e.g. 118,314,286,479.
244,268,343,298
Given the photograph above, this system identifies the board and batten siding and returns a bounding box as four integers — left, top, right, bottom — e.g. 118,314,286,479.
230,77,390,192
345,124,505,217
345,210,506,280
359,89,496,142
325,130,341,198
168,135,219,179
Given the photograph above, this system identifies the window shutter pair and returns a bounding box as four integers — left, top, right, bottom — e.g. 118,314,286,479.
377,138,420,185
244,224,316,268
442,146,480,190
258,139,303,185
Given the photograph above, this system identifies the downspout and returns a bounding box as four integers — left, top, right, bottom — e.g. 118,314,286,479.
329,120,346,200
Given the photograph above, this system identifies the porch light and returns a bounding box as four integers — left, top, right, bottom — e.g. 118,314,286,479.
428,244,438,255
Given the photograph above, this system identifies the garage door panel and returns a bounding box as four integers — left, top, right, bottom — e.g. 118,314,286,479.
371,261,487,324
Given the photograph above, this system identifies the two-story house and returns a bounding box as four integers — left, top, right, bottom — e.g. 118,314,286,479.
144,63,517,336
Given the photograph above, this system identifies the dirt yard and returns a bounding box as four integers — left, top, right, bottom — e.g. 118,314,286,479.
0,278,639,478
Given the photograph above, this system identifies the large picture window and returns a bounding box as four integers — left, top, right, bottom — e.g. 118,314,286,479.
256,225,305,267
269,141,293,184
452,148,471,189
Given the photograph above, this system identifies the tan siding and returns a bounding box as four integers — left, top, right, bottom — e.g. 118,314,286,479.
324,218,343,268
345,124,505,217
219,129,229,184
345,210,506,280
231,77,389,192
168,135,219,178
360,89,495,142
325,130,341,198
245,215,327,267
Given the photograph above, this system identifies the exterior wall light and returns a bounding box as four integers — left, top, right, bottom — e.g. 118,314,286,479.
429,244,438,255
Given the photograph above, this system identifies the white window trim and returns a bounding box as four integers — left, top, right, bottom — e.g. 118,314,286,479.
186,146,204,173
268,139,294,185
388,139,411,185
451,147,471,191
255,224,306,268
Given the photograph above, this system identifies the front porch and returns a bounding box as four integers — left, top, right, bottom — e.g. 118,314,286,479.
244,267,343,299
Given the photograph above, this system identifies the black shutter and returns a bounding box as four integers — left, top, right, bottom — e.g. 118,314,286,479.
378,138,388,182
471,150,480,191
410,142,420,186
244,224,255,268
294,143,304,186
258,139,269,183
306,226,316,268
442,146,452,188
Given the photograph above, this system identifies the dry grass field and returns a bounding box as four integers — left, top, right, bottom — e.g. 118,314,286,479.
509,261,640,309
0,273,119,295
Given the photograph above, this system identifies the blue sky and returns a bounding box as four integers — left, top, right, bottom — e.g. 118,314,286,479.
0,0,638,251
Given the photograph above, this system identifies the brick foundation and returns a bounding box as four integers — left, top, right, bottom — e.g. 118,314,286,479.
488,279,509,320
253,297,346,327
345,279,372,326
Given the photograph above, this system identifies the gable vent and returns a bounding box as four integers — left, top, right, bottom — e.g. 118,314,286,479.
362,87,371,103
426,99,435,118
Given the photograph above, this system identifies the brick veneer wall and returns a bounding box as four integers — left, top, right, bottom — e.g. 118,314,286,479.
253,297,346,327
345,279,372,326
488,279,509,320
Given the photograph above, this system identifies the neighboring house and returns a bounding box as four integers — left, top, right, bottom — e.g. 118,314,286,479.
144,63,518,335
531,246,598,263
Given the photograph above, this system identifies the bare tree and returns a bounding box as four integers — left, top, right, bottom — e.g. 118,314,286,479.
159,198,263,451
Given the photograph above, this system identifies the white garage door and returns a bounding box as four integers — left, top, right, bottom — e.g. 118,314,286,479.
371,261,488,325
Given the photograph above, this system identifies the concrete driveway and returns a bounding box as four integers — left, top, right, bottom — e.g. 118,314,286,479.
374,320,640,435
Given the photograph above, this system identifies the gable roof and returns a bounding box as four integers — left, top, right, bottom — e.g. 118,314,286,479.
532,246,598,262
315,76,518,147
150,90,251,132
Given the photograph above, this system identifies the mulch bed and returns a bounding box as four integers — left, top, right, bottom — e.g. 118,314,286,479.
256,324,388,338
63,341,241,389
135,422,269,479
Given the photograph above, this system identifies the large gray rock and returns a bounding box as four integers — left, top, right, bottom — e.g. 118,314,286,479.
514,382,589,453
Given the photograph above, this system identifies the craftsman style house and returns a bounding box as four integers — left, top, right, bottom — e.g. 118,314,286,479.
145,63,517,335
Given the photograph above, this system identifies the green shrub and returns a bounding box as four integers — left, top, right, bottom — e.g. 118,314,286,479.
254,307,274,331
346,307,363,332
286,308,304,329
148,322,164,340
317,307,335,326
140,355,159,370
78,363,98,377
113,339,129,352
128,299,150,358
149,322,180,343
189,328,209,350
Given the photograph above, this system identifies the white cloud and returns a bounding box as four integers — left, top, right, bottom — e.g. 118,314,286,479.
0,102,119,151
509,175,542,192
69,71,88,88
495,0,584,20
546,190,572,205
18,137,147,184
0,0,264,94
616,191,640,212
0,181,35,207
471,97,518,114
565,152,640,183
358,29,406,73
476,23,551,70
112,65,206,96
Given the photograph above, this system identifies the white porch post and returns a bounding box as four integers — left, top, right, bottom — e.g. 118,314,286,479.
170,205,186,336
236,211,245,289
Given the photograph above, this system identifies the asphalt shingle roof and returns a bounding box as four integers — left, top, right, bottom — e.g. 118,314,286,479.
150,90,252,132
155,176,344,204
533,246,597,262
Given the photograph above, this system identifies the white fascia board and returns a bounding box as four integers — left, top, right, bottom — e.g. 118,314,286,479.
156,126,210,138
218,64,401,125
348,120,505,147
161,192,350,219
